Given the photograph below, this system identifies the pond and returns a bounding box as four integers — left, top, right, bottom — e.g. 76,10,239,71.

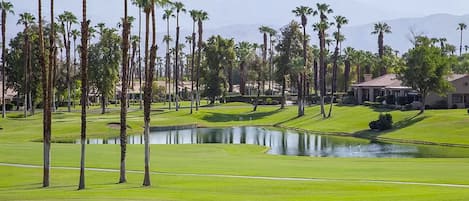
79,126,466,158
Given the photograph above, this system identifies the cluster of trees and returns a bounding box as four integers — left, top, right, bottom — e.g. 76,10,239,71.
0,0,213,190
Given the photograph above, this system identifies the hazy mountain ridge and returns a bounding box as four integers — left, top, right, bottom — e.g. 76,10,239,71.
183,13,469,54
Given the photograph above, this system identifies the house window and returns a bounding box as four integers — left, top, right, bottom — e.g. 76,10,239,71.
452,94,463,104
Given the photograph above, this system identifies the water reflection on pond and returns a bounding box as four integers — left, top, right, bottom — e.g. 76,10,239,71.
80,127,460,158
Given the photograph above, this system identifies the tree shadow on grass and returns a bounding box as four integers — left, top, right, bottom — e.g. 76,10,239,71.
201,108,283,123
334,104,396,113
353,113,428,140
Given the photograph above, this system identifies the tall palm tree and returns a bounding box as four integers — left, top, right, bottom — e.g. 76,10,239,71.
37,0,50,188
371,22,391,75
173,2,185,111
130,35,140,87
293,6,315,117
119,0,130,184
328,15,348,118
78,0,88,190
58,11,78,113
189,10,198,114
343,47,354,91
163,8,174,110
263,28,277,95
47,0,55,187
132,0,153,187
18,12,35,118
195,10,208,111
457,23,467,56
315,3,333,118
1,1,13,118
255,26,271,112
71,29,80,77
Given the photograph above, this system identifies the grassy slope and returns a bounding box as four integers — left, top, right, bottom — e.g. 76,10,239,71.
1,103,469,200
3,103,466,145
1,143,469,201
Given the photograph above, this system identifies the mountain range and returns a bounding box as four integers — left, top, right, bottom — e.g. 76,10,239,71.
165,13,469,54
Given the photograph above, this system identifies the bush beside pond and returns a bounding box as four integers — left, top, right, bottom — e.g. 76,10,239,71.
369,113,393,131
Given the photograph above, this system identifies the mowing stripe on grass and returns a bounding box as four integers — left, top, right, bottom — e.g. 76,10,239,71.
1,162,469,189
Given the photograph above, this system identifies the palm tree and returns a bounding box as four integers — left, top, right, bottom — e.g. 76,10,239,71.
316,3,333,118
266,28,277,95
195,10,208,111
163,8,174,110
255,26,271,112
37,0,50,188
371,22,391,75
58,11,78,113
292,6,315,117
328,15,348,118
173,2,185,111
130,35,140,86
71,29,80,76
189,10,198,114
119,0,130,184
78,0,88,190
47,0,55,187
343,47,354,91
132,0,153,187
1,1,13,118
18,12,35,118
458,23,467,56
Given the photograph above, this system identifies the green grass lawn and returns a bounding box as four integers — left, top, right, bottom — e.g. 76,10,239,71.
1,103,469,200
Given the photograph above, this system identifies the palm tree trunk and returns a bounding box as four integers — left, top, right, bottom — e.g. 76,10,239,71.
269,35,273,95
378,32,385,75
119,0,129,184
78,0,88,190
166,18,172,110
1,8,6,118
328,30,341,118
280,76,286,109
138,7,143,110
313,59,318,96
46,0,55,187
240,62,246,96
319,30,326,118
66,33,72,112
142,2,155,186
175,13,180,111
253,79,261,112
190,22,196,114
38,0,51,188
344,59,351,91
24,29,29,118
196,20,203,111
460,30,463,56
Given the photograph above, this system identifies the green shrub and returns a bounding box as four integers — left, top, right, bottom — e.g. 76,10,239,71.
369,113,393,131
